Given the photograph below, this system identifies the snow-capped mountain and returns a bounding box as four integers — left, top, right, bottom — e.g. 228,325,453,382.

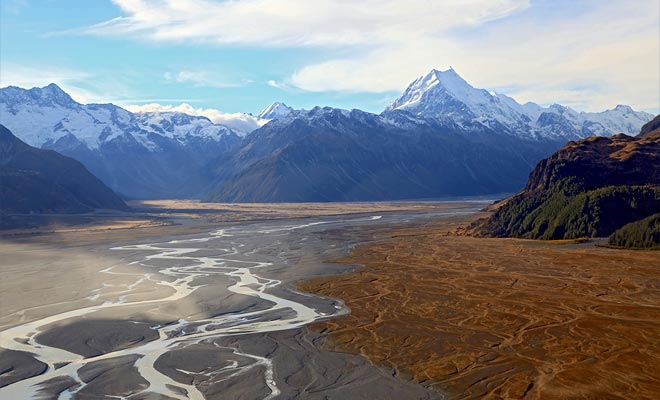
0,84,243,198
258,102,293,120
205,82,655,202
1,75,654,202
387,68,531,132
134,111,241,145
0,84,240,151
386,68,653,139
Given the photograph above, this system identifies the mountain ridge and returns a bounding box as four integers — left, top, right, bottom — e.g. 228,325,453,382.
203,105,563,202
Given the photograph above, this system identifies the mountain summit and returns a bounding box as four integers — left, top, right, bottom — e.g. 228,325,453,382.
2,83,78,109
387,68,481,113
386,68,532,132
258,102,293,120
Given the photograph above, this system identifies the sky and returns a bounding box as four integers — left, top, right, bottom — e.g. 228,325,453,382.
1,0,659,120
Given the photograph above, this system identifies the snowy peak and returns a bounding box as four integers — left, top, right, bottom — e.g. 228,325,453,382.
32,83,78,108
614,104,633,112
387,68,477,112
386,68,528,133
386,68,510,122
258,101,293,120
385,68,653,139
425,67,475,96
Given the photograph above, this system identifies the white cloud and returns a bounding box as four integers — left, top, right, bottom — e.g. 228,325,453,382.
163,70,246,88
124,103,268,132
83,0,529,47
72,0,660,112
267,80,290,90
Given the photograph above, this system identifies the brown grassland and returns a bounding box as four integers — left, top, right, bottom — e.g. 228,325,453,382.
299,214,660,399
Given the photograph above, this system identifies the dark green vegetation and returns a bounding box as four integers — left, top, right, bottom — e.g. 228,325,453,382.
608,214,660,250
479,185,660,240
0,124,128,215
475,123,660,248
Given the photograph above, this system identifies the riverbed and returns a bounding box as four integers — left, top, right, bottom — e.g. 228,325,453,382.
0,203,484,399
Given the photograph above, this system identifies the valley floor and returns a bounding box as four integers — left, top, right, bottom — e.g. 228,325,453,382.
3,201,657,399
0,200,479,399
299,214,660,400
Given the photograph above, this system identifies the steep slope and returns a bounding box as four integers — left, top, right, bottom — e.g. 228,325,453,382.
639,114,660,138
475,126,660,240
0,84,243,198
0,124,128,214
386,69,652,140
204,107,561,202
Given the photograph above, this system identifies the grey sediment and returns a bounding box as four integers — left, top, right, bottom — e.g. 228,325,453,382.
0,203,484,399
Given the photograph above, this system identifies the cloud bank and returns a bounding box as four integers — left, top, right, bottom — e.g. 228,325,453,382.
84,0,529,47
79,0,659,112
163,70,248,88
125,103,268,132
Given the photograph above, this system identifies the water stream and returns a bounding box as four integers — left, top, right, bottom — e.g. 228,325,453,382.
0,216,383,399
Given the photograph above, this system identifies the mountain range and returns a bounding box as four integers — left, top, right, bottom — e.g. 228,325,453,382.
387,68,651,140
0,69,653,201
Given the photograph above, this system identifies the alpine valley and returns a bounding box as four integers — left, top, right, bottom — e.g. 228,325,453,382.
0,69,652,201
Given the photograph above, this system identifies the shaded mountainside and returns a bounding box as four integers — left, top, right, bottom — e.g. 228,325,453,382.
639,113,660,139
0,84,243,199
0,124,128,214
203,108,561,202
474,124,660,247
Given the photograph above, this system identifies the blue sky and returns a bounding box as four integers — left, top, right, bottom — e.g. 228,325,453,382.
1,0,658,119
